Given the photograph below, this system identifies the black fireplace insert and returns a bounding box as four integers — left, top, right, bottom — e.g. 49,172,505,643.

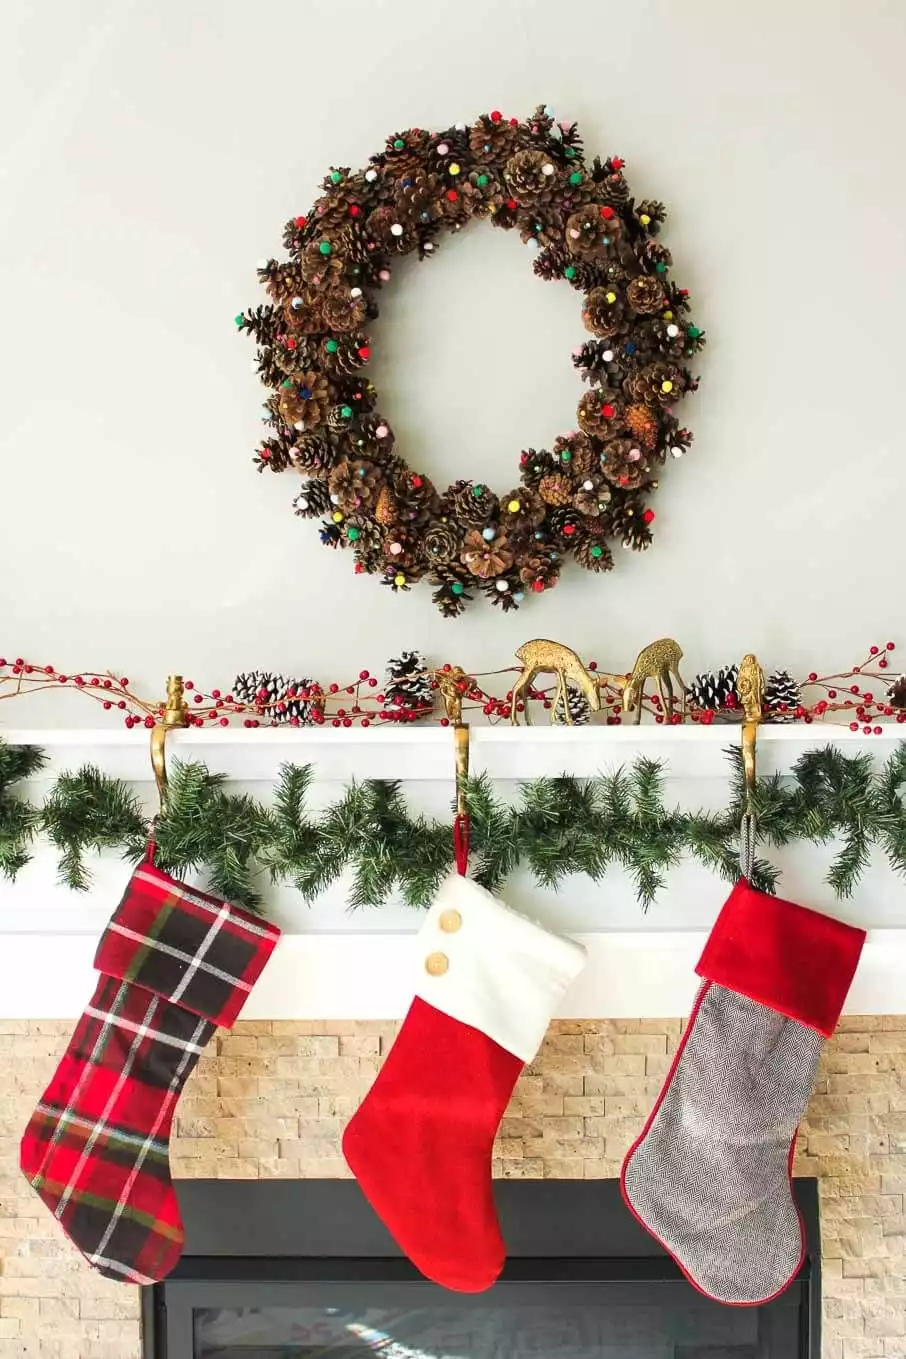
144,1179,820,1359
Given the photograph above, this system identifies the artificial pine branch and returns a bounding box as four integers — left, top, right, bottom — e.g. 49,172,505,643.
0,742,44,878
40,766,147,891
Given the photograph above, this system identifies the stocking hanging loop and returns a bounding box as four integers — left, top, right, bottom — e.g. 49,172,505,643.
737,654,765,881
150,675,189,818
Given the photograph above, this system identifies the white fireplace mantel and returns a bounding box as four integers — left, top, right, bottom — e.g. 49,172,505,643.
1,724,904,1019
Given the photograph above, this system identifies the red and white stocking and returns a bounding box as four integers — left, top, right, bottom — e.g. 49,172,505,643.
342,875,586,1292
621,880,865,1305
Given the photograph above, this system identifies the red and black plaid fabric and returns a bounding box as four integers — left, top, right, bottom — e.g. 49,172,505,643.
20,860,280,1284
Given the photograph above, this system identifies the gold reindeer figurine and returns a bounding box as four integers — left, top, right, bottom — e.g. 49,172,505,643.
600,638,687,724
510,640,602,726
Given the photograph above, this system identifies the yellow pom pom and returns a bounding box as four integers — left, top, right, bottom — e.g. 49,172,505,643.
663,309,673,321
394,572,406,587
507,498,521,513
449,162,461,176
332,510,344,523
661,380,673,394
639,213,651,226
605,290,617,304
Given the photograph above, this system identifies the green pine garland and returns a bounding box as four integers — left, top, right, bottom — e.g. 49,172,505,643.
2,739,906,913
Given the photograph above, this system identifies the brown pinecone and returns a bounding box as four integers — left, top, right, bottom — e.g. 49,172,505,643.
356,414,397,460
383,528,423,571
290,433,335,474
574,478,612,517
394,170,444,226
583,286,626,338
504,150,559,206
599,169,630,206
423,519,463,566
538,473,573,507
628,362,686,407
627,275,665,315
273,338,319,375
292,480,332,518
348,519,384,574
283,293,326,335
461,167,502,217
470,115,518,161
431,570,473,617
497,488,546,535
278,372,331,430
625,403,660,449
518,448,558,491
265,262,305,304
887,675,906,709
319,334,370,376
447,480,500,527
366,207,414,254
574,536,613,572
552,433,596,480
564,206,621,261
392,469,440,526
298,241,345,287
328,459,385,514
321,287,368,333
607,496,654,551
519,550,562,591
382,129,433,176
600,439,647,490
461,528,514,580
518,206,566,248
577,389,623,438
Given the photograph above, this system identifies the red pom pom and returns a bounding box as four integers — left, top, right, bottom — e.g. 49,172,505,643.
642,509,656,524
563,524,576,536
506,198,518,211
294,215,308,227
411,474,423,487
531,579,545,592
358,346,371,359
348,204,361,217
446,189,459,201
600,206,615,219
285,338,297,350
490,110,502,122
611,156,624,169
601,403,615,419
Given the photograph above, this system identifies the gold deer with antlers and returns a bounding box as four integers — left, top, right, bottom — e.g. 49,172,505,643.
598,638,687,724
510,640,602,725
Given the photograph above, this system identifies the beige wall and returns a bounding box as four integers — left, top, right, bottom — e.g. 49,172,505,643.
1,1017,904,1358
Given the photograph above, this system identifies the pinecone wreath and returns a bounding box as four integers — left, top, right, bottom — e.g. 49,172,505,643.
239,105,706,615
689,665,740,714
763,669,802,722
551,685,592,725
232,671,321,725
383,651,434,719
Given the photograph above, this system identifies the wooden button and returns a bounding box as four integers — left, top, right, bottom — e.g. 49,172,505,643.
425,952,449,976
439,909,462,934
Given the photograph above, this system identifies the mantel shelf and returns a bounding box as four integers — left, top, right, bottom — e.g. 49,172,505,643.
1,722,900,782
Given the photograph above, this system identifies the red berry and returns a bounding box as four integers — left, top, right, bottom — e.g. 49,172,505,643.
329,683,339,693
144,715,155,728
588,660,598,671
655,714,664,724
285,338,297,350
440,717,450,727
103,679,112,689
0,659,6,667
103,701,111,710
24,665,33,674
117,700,126,709
850,721,859,731
346,685,355,694
490,109,502,122
212,689,221,699
886,641,895,650
874,725,883,735
337,708,346,718
359,669,369,680
368,677,378,687
532,579,545,591
411,475,423,488
125,716,135,729
44,665,54,674
828,689,837,698
863,725,872,735
642,509,656,524
14,658,23,666
58,674,67,683
75,676,85,686
808,672,818,682
361,718,370,728
90,678,99,686
332,718,341,728
871,646,879,654
185,680,194,690
220,717,229,727
851,685,860,694
880,657,889,668
194,693,203,703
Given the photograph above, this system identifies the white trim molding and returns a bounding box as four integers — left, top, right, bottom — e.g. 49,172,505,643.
1,929,903,1021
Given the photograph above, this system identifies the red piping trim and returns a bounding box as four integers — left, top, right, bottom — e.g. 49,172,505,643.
619,980,807,1308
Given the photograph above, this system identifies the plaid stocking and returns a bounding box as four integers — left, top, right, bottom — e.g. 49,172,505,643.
343,875,586,1291
20,859,280,1283
621,880,865,1305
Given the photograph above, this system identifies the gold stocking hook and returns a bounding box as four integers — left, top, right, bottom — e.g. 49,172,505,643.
736,654,765,879
150,675,189,817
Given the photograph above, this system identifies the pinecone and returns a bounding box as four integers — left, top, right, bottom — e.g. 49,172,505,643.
382,528,423,571
461,167,502,217
552,685,592,725
577,389,622,438
391,469,441,525
447,479,500,527
518,206,566,249
597,168,630,206
292,480,332,518
628,362,685,407
328,459,385,514
572,340,622,386
470,114,519,161
232,672,320,725
504,150,559,206
549,507,582,542
298,240,345,287
552,433,596,480
564,206,620,261
384,651,433,715
347,518,384,573
319,334,370,377
600,439,647,489
518,448,558,491
278,371,331,430
366,207,414,254
374,484,398,525
583,286,626,339
461,528,514,579
321,287,368,333
283,293,326,335
497,487,546,535
381,128,434,175
574,480,612,517
887,675,906,710
482,575,521,611
606,496,654,552
538,473,573,507
273,337,320,375
519,550,562,591
431,569,473,617
356,414,397,460
689,666,740,713
574,536,613,572
764,670,802,722
625,404,660,450
394,170,444,226
423,520,463,566
626,275,665,315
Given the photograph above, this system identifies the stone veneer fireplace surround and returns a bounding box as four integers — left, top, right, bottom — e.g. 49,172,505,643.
144,1180,821,1358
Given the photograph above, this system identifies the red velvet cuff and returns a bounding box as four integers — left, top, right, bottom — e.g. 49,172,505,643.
696,879,865,1037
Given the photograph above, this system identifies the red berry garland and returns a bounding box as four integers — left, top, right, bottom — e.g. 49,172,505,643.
238,105,705,617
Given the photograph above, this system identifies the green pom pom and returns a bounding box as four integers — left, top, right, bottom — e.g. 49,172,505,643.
347,527,360,541
477,174,489,186
393,138,405,150
281,379,293,388
568,171,583,185
234,313,244,327
340,405,353,419
319,241,332,256
451,582,465,596
565,147,576,158
325,339,339,353
655,261,667,274
591,544,603,558
687,324,702,338
561,450,572,462
564,266,576,280
330,170,342,184
472,484,484,496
